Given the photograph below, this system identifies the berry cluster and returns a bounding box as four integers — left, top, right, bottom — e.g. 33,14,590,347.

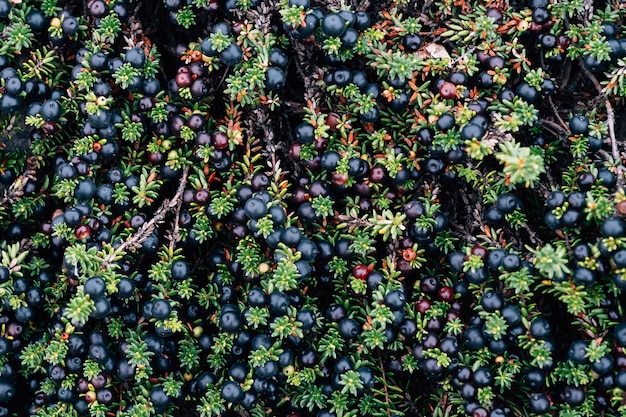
1,0,626,416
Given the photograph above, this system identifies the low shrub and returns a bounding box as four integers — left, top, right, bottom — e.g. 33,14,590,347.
0,0,626,416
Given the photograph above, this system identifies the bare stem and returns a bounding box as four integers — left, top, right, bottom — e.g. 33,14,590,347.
166,186,185,253
377,351,392,417
579,61,623,187
547,96,570,133
101,166,190,267
0,157,38,207
540,119,568,138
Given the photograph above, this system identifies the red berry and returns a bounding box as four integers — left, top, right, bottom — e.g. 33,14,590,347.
486,7,503,23
402,248,416,262
148,152,163,165
369,166,387,183
75,224,91,240
232,22,244,36
289,143,302,160
213,131,229,150
446,309,460,322
332,172,349,185
77,378,90,393
42,121,57,136
314,137,329,151
352,264,370,280
175,71,192,88
439,81,457,99
326,112,341,131
301,36,316,46
416,299,431,314
558,35,571,49
470,244,489,260
473,407,488,417
438,286,455,302
41,222,52,234
85,391,96,403
194,189,210,205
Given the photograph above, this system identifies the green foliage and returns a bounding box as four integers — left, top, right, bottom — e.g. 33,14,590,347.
495,141,545,188
132,167,162,208
3,1,626,417
63,290,95,325
369,210,407,241
197,386,226,417
175,6,196,29
530,243,572,281
112,63,141,89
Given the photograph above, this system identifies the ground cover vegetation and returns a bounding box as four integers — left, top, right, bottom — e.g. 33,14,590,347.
1,0,626,416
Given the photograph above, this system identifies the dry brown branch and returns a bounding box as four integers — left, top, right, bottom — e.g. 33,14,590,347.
101,166,190,267
547,96,570,133
579,61,624,188
0,156,38,208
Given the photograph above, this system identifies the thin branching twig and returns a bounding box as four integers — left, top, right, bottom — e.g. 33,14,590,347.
101,166,190,268
579,61,624,188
